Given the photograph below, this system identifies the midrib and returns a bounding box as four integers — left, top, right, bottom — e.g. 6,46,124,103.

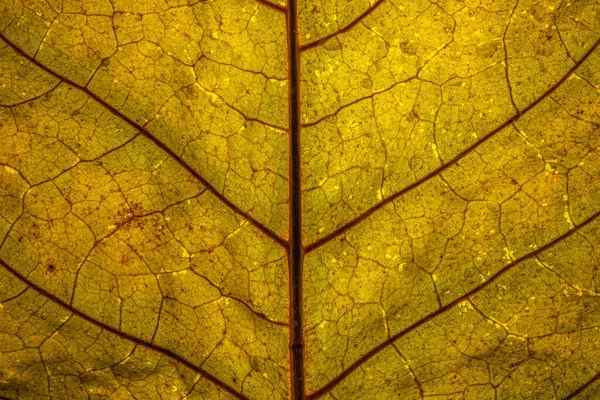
286,0,306,399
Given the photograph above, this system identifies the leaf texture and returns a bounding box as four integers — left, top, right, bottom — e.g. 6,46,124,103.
1,0,600,399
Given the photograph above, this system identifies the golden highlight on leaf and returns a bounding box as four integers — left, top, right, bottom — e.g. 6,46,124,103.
1,0,600,399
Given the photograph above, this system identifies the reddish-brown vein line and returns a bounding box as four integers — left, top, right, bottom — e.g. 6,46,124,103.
564,371,600,399
0,258,248,400
299,0,385,51
256,0,287,12
308,208,600,399
305,36,600,253
0,33,288,249
287,0,306,398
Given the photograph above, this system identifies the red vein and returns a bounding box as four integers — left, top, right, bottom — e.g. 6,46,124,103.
305,37,600,253
0,33,288,249
299,0,385,52
564,371,600,399
200,272,289,327
0,258,248,400
307,208,600,398
0,81,61,107
301,76,416,128
287,0,306,398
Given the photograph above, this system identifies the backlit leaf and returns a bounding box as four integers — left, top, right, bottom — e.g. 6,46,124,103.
1,0,600,399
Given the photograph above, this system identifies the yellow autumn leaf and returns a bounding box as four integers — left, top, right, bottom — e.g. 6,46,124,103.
1,0,600,399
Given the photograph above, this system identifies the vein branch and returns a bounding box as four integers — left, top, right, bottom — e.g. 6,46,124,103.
307,208,600,399
305,37,600,253
0,33,288,249
299,0,385,52
0,258,249,400
256,0,287,13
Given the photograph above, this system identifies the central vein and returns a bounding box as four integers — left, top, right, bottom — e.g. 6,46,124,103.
286,0,305,399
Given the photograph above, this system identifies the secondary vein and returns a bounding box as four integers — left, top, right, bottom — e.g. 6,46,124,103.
0,33,288,250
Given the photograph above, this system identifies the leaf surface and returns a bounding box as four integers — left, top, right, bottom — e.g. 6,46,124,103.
1,0,600,399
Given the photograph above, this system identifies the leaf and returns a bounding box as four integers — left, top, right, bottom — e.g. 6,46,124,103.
1,0,600,399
